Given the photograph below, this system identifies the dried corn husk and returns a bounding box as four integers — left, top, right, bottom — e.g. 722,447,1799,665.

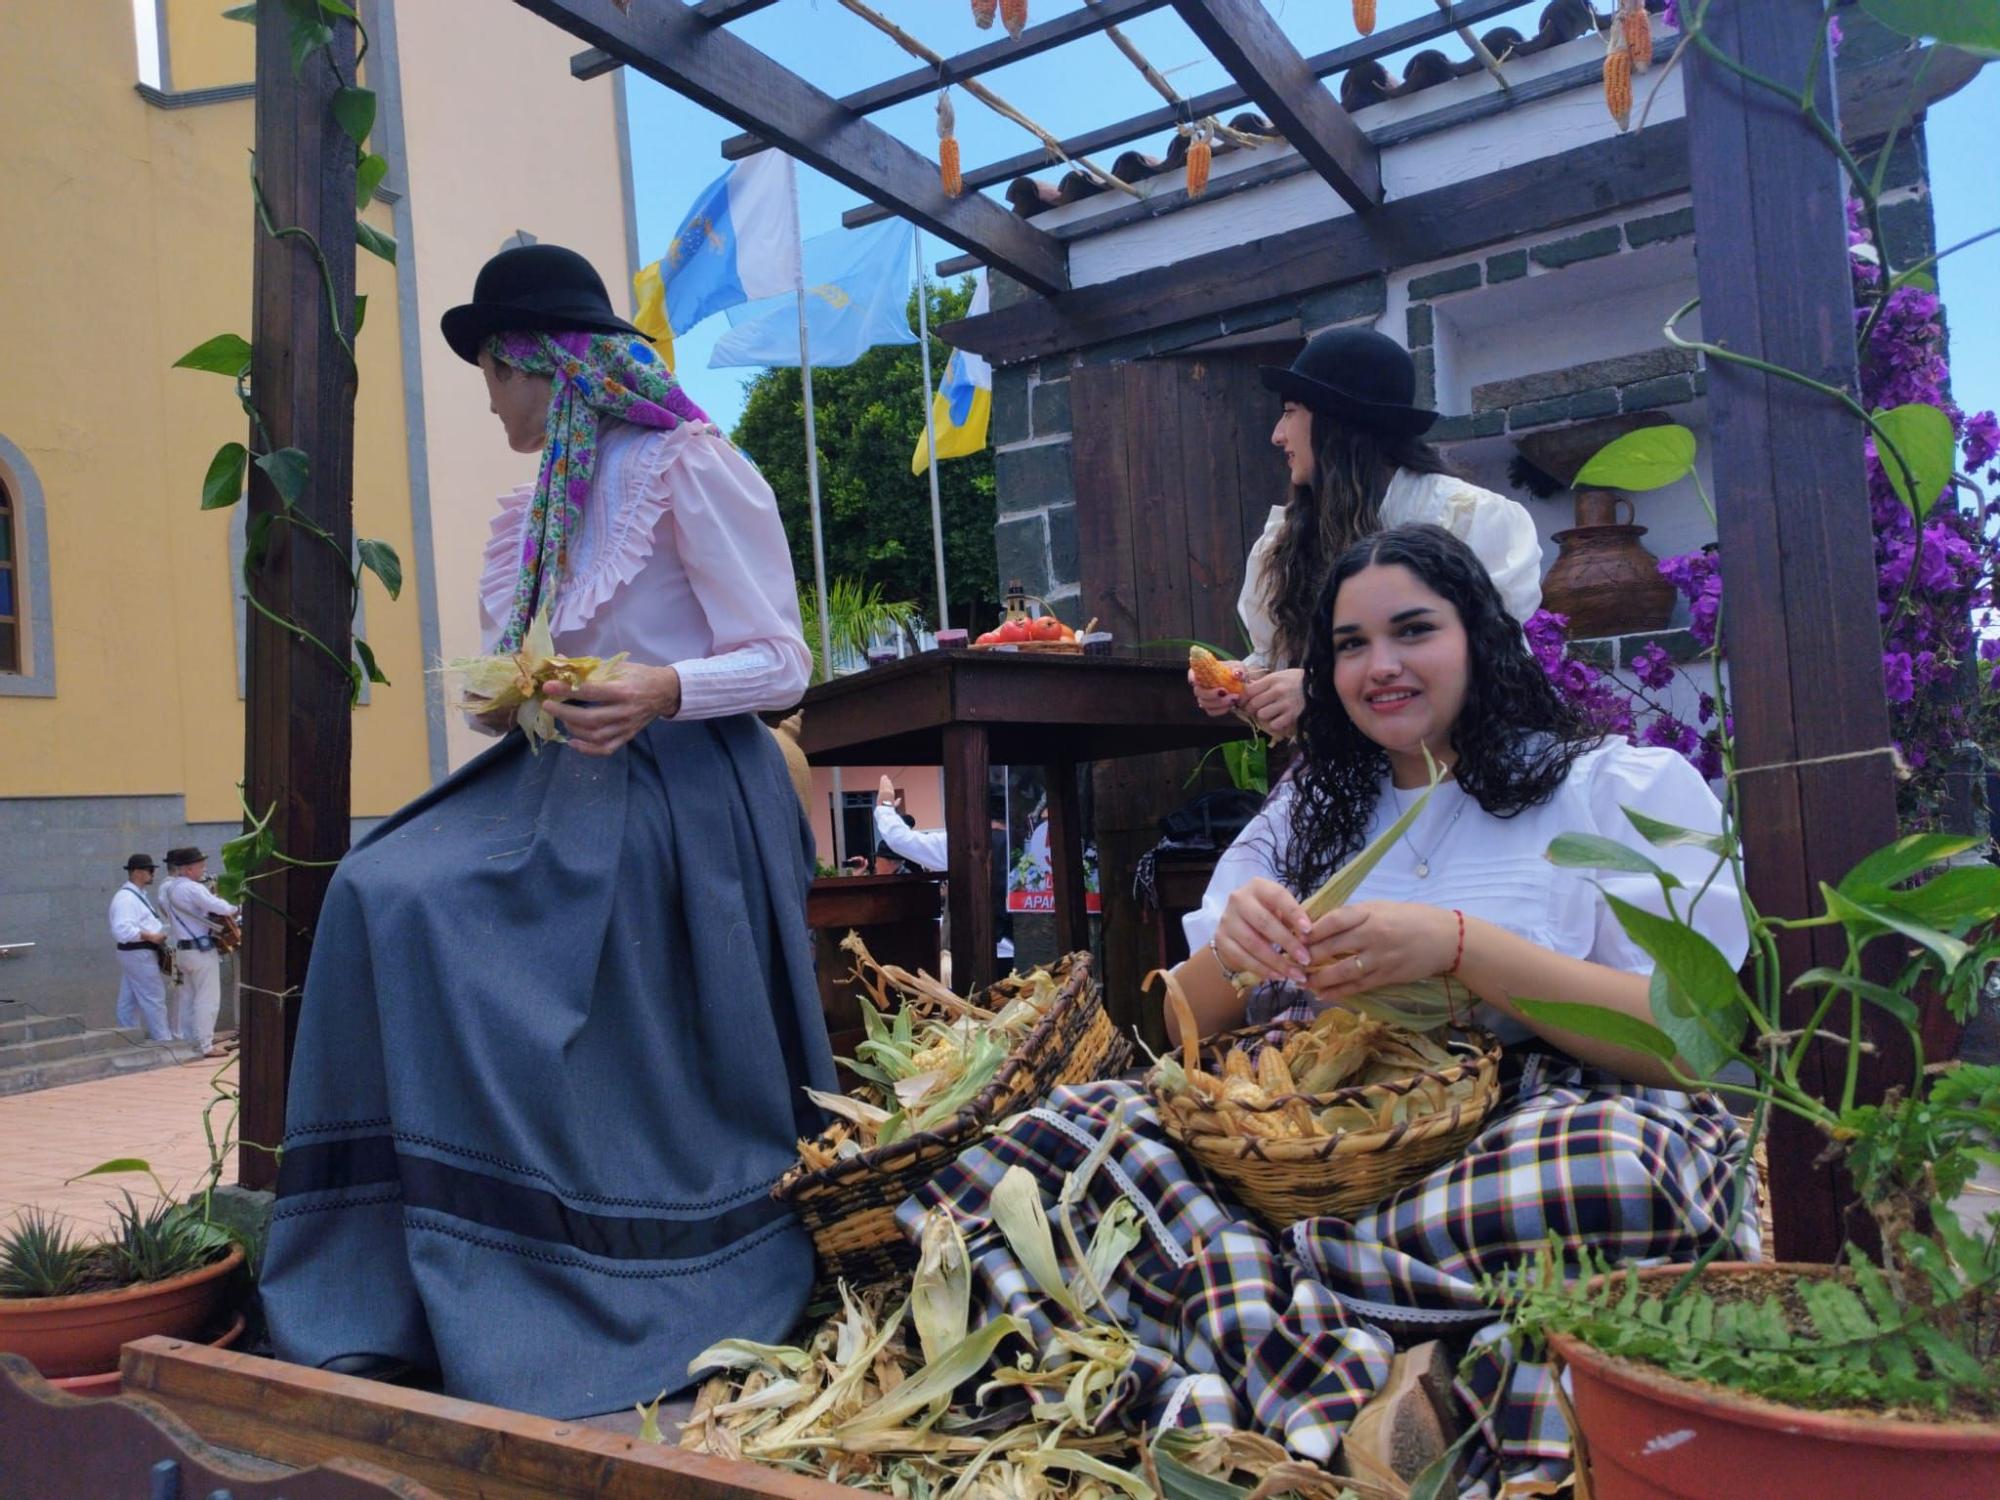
1622,0,1654,71
1604,37,1633,130
1185,124,1212,199
938,91,963,198
440,606,627,752
911,1208,971,1363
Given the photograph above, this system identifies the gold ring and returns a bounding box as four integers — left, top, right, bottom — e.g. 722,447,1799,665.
1353,954,1366,976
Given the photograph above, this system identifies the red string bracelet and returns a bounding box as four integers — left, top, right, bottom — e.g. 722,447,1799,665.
1446,908,1466,976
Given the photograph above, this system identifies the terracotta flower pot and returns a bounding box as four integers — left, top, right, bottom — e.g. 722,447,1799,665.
1549,1261,2000,1500
0,1243,244,1379
46,1310,246,1397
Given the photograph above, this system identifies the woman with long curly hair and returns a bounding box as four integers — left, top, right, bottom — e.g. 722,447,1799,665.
1190,327,1542,740
906,527,1754,1497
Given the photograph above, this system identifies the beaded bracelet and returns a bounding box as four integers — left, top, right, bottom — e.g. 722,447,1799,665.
1446,908,1467,976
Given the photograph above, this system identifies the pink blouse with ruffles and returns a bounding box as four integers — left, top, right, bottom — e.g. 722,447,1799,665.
477,420,811,722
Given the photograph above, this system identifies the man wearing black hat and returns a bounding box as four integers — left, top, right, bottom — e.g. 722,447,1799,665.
108,855,172,1042
159,848,240,1059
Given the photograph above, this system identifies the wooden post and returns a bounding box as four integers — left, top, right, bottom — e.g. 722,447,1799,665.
942,725,996,992
239,9,360,1189
1685,0,1904,1261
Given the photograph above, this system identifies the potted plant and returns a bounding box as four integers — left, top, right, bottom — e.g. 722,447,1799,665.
0,1063,250,1386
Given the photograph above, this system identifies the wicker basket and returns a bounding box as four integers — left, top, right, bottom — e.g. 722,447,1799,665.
775,952,1129,1285
1150,1017,1501,1229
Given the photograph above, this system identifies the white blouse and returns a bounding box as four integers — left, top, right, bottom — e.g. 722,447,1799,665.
479,421,811,721
1239,469,1545,670
1183,741,1748,1042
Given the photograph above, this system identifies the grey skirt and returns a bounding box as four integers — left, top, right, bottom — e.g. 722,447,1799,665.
259,714,836,1417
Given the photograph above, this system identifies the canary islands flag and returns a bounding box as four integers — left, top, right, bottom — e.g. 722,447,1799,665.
654,152,802,334
912,273,992,476
708,220,918,369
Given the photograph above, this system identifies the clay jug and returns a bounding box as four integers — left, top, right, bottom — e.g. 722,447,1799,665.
1540,490,1675,638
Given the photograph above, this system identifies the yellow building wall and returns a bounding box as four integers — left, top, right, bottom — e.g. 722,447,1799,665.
390,0,636,771
0,1,429,821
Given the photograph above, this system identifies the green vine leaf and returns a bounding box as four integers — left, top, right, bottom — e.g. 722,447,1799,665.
218,803,278,905
316,0,359,17
202,442,249,511
222,2,257,20
332,85,376,147
356,219,397,264
1838,832,1983,896
1621,807,1732,858
255,447,311,507
1511,997,1678,1060
357,537,402,600
1821,883,1972,972
354,636,389,687
175,333,254,377
1871,402,1955,519
1545,832,1679,885
355,151,388,212
283,0,334,76
1648,967,1736,1082
1573,424,1696,492
1891,269,1938,294
1604,892,1751,1018
1859,0,2000,57
353,293,368,336
1789,967,1920,1028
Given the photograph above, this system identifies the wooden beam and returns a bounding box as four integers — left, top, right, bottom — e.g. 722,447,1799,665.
1168,0,1379,209
932,40,1964,363
942,117,1687,366
573,0,783,79
239,0,360,1190
845,0,1523,229
1685,1,1903,1263
518,0,1067,293
719,0,1173,158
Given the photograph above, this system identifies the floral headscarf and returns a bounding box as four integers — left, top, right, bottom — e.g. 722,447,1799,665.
486,329,710,653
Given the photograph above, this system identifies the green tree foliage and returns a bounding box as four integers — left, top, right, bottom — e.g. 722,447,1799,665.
729,279,998,632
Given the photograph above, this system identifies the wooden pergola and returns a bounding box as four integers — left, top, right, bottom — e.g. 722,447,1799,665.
241,0,1977,1266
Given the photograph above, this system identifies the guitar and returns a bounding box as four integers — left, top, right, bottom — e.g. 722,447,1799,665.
208,911,243,956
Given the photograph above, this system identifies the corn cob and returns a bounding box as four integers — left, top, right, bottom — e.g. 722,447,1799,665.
937,92,963,198
1188,645,1246,695
971,0,997,27
1185,126,1212,199
1622,1,1654,72
1353,0,1376,37
1001,0,1027,39
1604,40,1633,131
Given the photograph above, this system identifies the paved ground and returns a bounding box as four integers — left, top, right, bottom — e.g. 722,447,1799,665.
0,1051,236,1237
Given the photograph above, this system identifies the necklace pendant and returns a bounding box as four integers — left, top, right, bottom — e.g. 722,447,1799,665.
1414,861,1430,879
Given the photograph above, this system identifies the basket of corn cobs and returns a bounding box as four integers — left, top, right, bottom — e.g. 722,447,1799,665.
776,936,1130,1284
1149,976,1500,1227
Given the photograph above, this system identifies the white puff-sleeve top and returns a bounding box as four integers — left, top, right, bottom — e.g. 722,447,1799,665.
1239,469,1545,670
1182,741,1748,1043
479,420,811,720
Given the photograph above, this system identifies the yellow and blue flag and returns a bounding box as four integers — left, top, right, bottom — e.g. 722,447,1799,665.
630,261,676,373
912,273,991,476
708,221,918,369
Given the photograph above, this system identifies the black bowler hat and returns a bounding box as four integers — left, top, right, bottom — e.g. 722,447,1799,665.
440,243,646,366
165,847,205,867
1260,326,1438,438
124,853,156,872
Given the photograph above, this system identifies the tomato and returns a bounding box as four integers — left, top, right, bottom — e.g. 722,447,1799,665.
1033,617,1069,642
975,630,1000,645
995,619,1032,644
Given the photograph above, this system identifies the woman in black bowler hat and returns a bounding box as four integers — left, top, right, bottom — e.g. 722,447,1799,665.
258,243,837,1419
1189,325,1542,740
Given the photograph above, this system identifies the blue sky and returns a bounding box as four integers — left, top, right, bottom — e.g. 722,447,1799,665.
623,2,1995,437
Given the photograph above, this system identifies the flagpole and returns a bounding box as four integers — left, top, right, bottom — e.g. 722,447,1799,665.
795,213,843,865
913,231,951,632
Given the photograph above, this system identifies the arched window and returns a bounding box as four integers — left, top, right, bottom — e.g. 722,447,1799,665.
0,435,54,697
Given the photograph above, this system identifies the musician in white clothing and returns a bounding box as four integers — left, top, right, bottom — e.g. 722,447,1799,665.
108,854,171,1042
159,847,240,1058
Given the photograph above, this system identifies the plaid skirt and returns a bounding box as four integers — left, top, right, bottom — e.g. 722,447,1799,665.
898,1061,1757,1497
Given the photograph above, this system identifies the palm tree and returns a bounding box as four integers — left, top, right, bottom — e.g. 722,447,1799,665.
799,578,922,683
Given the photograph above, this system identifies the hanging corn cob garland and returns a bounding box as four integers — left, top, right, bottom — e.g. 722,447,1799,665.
937,89,963,198
1184,120,1213,199
1621,0,1654,72
1603,23,1633,131
1352,0,1376,36
971,0,997,28
1001,0,1028,39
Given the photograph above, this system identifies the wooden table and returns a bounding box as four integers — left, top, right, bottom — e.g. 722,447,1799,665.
798,650,1242,990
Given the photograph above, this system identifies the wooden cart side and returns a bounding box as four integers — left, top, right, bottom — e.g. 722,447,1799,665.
121,1338,861,1500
